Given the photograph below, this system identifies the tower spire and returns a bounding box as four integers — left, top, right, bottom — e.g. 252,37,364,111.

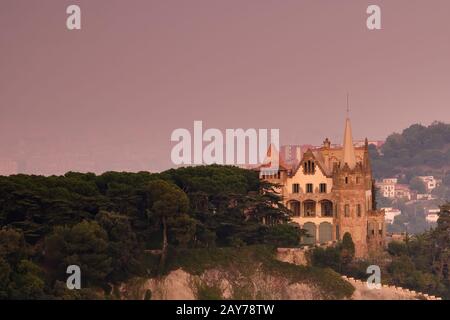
342,95,356,169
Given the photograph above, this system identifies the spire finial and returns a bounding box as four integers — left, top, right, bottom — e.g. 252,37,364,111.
346,92,350,118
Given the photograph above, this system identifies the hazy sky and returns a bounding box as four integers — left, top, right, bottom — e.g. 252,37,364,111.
1,0,450,174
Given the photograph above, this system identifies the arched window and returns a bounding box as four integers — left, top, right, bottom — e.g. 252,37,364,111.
303,200,316,217
288,201,301,217
302,222,316,244
320,200,333,217
319,222,333,243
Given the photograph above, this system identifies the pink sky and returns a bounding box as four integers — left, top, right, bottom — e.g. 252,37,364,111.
1,0,450,174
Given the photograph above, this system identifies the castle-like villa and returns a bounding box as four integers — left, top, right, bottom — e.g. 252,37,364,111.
259,117,385,258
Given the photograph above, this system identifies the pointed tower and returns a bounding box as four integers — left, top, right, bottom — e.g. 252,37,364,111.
262,143,280,167
342,117,357,169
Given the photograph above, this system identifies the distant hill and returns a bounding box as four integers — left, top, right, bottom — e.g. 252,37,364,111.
370,122,450,180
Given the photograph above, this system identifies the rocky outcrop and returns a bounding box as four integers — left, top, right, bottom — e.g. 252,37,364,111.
118,269,195,300
117,249,442,300
118,268,323,300
276,248,308,266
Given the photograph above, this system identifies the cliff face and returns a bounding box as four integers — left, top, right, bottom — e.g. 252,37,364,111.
276,248,308,266
118,269,442,300
117,245,355,300
116,247,441,300
118,268,323,300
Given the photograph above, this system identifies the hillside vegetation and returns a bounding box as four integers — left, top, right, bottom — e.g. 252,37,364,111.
1,164,448,299
0,165,310,299
370,121,450,179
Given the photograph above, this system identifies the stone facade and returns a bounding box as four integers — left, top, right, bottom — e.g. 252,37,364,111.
259,118,385,258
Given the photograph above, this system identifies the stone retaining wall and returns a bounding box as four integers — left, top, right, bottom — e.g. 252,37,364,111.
342,275,442,300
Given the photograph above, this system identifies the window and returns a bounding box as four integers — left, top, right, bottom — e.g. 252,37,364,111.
303,160,316,175
306,183,313,193
304,201,316,217
344,204,350,217
321,200,333,217
356,177,360,184
319,183,327,193
290,201,300,217
345,177,349,184
357,204,362,217
368,222,375,236
292,183,300,194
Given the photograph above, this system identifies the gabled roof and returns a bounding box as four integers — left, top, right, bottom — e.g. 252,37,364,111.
291,148,332,177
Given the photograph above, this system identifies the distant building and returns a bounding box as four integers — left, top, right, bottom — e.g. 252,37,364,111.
377,179,397,198
376,179,412,200
426,208,440,223
354,140,385,149
418,176,438,192
382,207,402,224
417,193,436,201
394,184,412,200
386,232,408,243
280,145,302,167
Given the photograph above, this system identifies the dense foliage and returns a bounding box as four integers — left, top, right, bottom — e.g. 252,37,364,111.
309,232,356,273
369,121,450,235
384,204,450,299
309,205,450,299
0,165,302,299
370,122,450,179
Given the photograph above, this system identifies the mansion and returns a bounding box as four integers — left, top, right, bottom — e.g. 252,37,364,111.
259,117,385,258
